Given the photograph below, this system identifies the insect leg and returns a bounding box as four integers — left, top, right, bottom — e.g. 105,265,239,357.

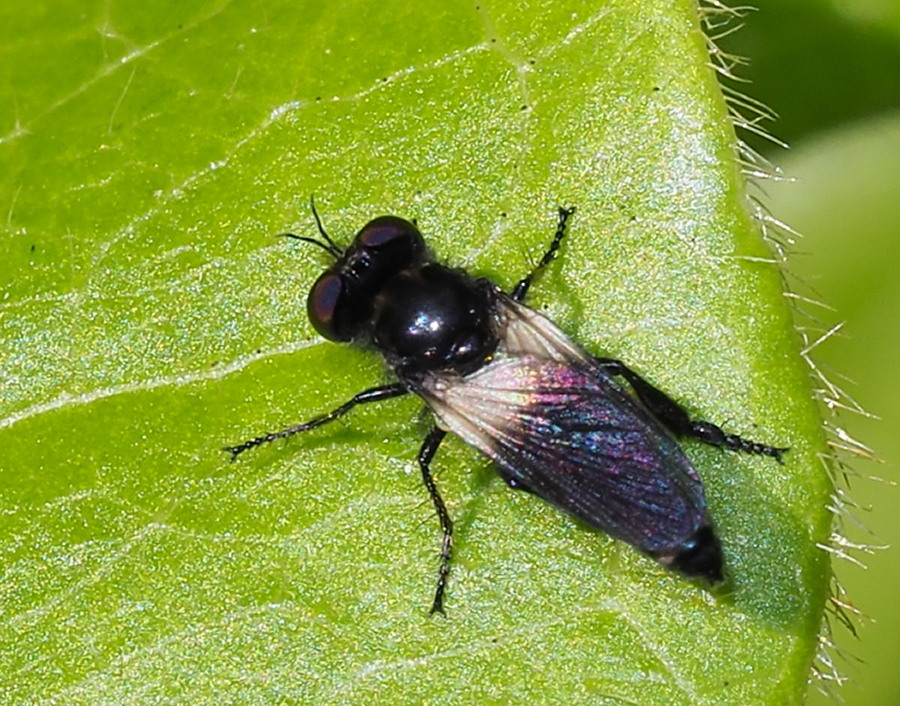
223,382,409,460
511,206,577,302
417,426,453,615
595,357,789,462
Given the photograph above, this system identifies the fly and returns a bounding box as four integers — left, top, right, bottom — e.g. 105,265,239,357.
225,202,787,614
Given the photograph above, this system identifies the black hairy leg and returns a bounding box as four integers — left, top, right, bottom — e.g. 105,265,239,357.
594,357,789,463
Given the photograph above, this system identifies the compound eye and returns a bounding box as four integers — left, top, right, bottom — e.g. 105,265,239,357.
355,216,426,268
307,272,354,341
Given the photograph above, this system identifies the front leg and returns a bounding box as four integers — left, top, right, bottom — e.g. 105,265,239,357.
223,382,409,459
511,206,577,303
596,357,788,462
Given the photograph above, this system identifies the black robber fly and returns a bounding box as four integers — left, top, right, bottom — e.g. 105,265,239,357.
225,202,787,614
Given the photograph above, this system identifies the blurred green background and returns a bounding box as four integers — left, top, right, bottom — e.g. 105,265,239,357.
721,0,900,702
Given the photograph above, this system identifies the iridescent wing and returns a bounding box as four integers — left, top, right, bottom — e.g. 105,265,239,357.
415,296,711,560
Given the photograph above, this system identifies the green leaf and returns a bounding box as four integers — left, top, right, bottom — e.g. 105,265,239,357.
0,1,831,703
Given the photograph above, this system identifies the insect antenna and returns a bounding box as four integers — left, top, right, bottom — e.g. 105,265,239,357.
278,194,344,259
278,232,342,258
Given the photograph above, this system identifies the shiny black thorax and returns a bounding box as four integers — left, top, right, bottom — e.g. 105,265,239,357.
306,215,500,377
